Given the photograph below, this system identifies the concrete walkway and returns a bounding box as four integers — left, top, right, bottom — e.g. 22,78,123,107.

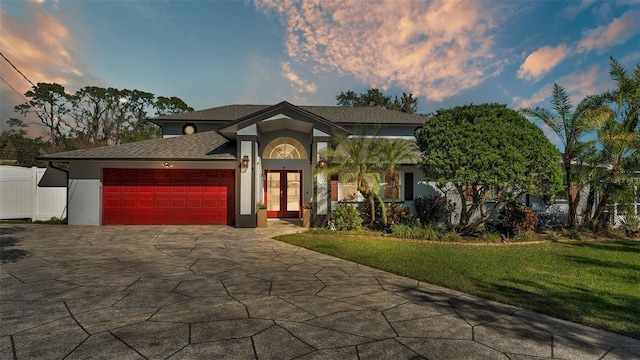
1,222,639,359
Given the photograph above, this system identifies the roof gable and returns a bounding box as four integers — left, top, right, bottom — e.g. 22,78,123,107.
217,101,348,140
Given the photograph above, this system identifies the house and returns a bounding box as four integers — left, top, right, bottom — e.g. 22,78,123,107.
40,101,432,227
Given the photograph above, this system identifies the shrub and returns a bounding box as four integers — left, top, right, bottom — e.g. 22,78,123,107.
413,194,455,226
331,204,363,231
500,202,538,233
386,203,416,226
513,230,538,242
562,228,583,241
479,232,503,243
33,217,63,225
390,224,438,241
439,231,461,242
546,232,560,242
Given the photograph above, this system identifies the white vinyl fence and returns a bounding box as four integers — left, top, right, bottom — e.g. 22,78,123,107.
0,166,67,221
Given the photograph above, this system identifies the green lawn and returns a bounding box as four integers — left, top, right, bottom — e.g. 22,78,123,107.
274,233,640,339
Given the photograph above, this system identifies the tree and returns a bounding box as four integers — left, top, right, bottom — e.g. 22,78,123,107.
12,83,194,150
14,83,72,152
580,58,640,226
378,139,417,202
415,104,563,233
336,88,418,113
389,92,418,114
0,119,47,167
69,86,120,147
317,126,387,225
520,83,592,227
155,96,194,116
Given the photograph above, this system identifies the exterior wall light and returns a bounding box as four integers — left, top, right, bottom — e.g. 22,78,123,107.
318,159,327,168
240,155,250,170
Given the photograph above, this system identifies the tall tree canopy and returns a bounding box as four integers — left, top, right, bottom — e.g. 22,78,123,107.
317,125,416,225
336,88,418,114
415,103,563,233
520,83,593,227
580,57,640,225
12,83,193,152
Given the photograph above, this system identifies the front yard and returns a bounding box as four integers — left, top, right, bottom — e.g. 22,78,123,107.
275,232,640,339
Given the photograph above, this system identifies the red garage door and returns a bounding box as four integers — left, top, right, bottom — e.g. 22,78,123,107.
102,168,235,225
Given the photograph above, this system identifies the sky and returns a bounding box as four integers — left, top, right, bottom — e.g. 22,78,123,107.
1,0,639,148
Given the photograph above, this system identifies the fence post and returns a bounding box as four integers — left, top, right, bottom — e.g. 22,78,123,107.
31,167,38,221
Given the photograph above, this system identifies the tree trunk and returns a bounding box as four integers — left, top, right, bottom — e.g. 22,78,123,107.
565,160,577,228
582,187,595,223
592,184,613,226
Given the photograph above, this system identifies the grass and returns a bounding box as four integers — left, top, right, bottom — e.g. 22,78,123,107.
274,233,640,339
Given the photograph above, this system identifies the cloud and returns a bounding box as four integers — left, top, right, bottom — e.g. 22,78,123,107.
577,10,640,54
513,65,605,110
255,0,507,102
561,0,596,19
516,44,570,82
512,87,551,110
281,62,318,94
0,3,96,135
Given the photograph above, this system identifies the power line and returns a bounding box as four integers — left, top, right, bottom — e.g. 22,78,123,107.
0,51,36,88
0,74,29,102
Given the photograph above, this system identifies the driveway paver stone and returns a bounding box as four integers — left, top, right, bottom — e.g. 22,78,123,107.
1,222,639,359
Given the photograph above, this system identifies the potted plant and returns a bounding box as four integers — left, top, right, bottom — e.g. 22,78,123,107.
256,201,267,228
302,202,312,227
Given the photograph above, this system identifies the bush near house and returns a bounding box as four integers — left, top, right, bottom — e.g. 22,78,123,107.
330,204,362,231
413,194,455,227
499,201,538,234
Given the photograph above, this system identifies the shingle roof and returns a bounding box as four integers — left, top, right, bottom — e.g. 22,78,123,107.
152,105,427,125
43,104,426,162
40,130,235,161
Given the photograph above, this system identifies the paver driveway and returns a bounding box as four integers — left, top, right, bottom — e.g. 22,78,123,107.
1,223,639,359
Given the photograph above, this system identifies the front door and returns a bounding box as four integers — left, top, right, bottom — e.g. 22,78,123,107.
265,170,302,218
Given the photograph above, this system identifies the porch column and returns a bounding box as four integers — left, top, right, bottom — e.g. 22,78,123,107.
314,138,331,226
236,135,258,227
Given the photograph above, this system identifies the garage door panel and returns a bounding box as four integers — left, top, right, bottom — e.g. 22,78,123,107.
155,197,171,209
103,168,235,225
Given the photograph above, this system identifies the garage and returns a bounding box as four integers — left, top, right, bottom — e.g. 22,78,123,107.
102,168,235,225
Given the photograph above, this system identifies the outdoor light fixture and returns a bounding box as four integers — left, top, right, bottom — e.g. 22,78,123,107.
162,162,173,168
318,159,327,168
241,155,250,170
182,123,197,135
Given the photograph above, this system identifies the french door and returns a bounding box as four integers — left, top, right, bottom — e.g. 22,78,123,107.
265,170,302,218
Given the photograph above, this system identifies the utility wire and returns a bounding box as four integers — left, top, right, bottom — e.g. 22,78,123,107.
0,51,36,88
0,74,29,102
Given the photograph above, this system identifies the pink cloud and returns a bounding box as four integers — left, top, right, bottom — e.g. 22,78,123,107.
281,62,318,94
577,10,640,54
517,44,570,81
0,3,96,136
255,0,506,102
513,65,608,111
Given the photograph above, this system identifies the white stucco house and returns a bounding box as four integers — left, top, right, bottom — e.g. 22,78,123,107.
41,101,434,227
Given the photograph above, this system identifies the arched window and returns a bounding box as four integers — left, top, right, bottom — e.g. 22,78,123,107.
263,137,308,159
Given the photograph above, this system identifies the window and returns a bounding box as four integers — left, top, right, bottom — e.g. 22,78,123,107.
404,173,413,201
383,172,401,200
339,174,359,201
263,137,308,159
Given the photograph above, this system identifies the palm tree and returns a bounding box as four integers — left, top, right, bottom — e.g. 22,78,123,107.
521,83,592,227
317,126,387,225
378,139,417,202
581,57,640,226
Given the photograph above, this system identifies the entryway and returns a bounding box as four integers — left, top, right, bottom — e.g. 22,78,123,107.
264,170,302,218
